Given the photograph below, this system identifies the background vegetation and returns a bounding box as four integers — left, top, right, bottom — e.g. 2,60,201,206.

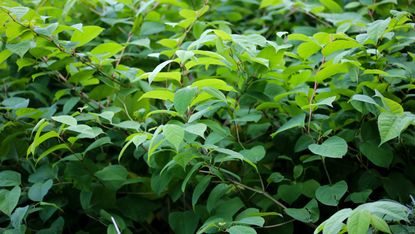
1,0,415,233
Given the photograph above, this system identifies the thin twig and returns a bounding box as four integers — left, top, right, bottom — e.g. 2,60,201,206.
229,179,287,210
258,219,295,229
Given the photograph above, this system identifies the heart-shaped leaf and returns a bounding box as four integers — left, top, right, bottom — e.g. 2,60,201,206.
316,180,348,206
308,136,347,158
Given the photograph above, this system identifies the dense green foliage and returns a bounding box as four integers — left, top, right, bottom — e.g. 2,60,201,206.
1,0,415,233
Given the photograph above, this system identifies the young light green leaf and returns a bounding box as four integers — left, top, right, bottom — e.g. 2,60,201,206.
71,26,104,47
148,60,174,84
140,90,174,102
90,42,124,58
141,72,181,83
316,63,348,82
319,0,343,13
314,208,352,234
0,49,13,64
370,213,391,233
191,79,236,92
347,210,371,234
297,41,321,59
322,40,361,56
260,0,283,8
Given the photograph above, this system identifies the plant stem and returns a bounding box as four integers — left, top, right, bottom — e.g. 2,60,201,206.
321,157,332,184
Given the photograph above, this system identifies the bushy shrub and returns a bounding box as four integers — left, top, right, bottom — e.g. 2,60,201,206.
0,0,414,233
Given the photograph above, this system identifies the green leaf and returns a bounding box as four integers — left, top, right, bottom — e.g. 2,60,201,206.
322,40,361,56
191,79,236,92
235,208,265,227
185,123,207,138
0,186,21,215
37,144,70,163
34,23,58,37
370,213,391,233
319,0,343,13
0,171,21,187
1,97,29,109
347,210,371,234
71,26,104,47
95,165,128,182
6,40,34,57
377,112,415,145
349,189,372,204
148,60,175,84
284,199,319,223
52,115,77,126
358,201,409,222
359,142,393,168
5,7,29,20
308,136,348,158
0,49,13,64
239,145,266,163
176,50,194,63
28,179,53,202
315,63,348,82
315,180,348,206
314,208,352,234
90,42,124,58
207,183,230,212
271,113,306,137
140,89,174,102
350,94,379,106
227,225,256,234
192,176,211,208
260,0,283,8
141,72,181,83
66,125,103,138
174,87,197,115
297,41,321,59
367,18,391,43
267,172,284,184
169,211,199,234
129,38,151,48
118,133,146,161
10,205,29,229
181,162,203,192
164,124,184,151
84,137,112,154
